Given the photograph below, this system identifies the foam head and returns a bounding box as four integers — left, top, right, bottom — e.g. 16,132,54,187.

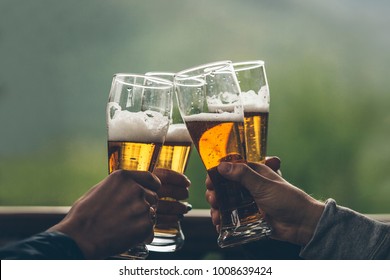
183,111,243,123
165,123,192,142
241,87,270,113
107,102,169,142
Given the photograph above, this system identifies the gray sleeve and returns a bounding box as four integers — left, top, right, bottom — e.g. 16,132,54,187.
300,199,390,259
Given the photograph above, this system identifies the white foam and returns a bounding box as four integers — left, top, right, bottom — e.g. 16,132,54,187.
206,91,242,113
107,102,169,142
241,87,270,113
208,91,240,105
183,112,243,123
207,103,238,113
165,123,192,142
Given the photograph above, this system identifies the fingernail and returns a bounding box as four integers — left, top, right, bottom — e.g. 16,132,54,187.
218,162,233,174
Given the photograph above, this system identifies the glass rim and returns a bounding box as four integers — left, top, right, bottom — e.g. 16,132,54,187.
145,72,176,82
173,76,206,87
113,73,173,89
232,60,265,72
176,60,232,78
145,71,176,77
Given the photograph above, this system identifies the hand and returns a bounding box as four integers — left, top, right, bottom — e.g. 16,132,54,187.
49,169,160,259
205,157,280,234
205,157,325,246
153,168,191,225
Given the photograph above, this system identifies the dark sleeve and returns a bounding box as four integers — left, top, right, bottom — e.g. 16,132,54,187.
0,231,85,260
300,199,390,259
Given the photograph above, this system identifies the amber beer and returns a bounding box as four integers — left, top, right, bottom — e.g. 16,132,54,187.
107,104,168,173
234,60,270,163
184,114,263,234
155,123,192,173
108,141,162,173
244,110,269,163
149,123,192,251
106,73,172,259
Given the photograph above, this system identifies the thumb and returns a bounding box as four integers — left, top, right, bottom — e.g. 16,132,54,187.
217,162,270,195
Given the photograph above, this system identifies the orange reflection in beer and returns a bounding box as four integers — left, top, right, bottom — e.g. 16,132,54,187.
198,122,245,169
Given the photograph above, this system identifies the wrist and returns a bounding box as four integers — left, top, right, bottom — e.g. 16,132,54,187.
296,198,325,246
48,220,97,259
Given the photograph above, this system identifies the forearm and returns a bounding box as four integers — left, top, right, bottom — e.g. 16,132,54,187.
300,199,390,259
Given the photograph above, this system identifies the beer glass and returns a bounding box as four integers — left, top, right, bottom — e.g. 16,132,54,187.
145,72,193,252
233,61,270,163
106,73,173,259
174,61,270,248
233,60,272,234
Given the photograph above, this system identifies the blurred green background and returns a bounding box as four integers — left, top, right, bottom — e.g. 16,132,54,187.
1,0,390,213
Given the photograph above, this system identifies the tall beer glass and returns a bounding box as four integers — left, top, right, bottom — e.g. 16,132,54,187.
175,61,270,248
107,73,173,259
233,60,272,236
145,72,192,252
233,61,270,163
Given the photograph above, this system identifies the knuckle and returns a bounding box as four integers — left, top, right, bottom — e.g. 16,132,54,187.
111,169,135,186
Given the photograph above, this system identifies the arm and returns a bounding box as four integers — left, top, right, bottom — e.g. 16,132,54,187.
0,231,84,260
206,160,390,259
0,170,161,260
301,199,390,259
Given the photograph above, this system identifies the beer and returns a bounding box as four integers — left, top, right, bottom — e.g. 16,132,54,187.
184,113,265,246
244,111,269,163
175,62,270,248
144,71,192,252
107,102,169,173
234,61,270,163
108,141,162,173
150,123,192,252
184,114,254,211
106,73,172,259
155,123,192,173
184,114,245,170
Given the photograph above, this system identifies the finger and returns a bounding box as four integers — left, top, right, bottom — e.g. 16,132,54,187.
157,184,189,200
217,162,271,193
154,168,191,188
144,231,155,244
157,200,189,215
205,174,215,191
126,170,161,192
264,156,281,172
143,187,159,208
156,214,184,224
121,202,155,244
205,189,219,209
247,162,282,180
143,208,157,244
210,208,220,227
